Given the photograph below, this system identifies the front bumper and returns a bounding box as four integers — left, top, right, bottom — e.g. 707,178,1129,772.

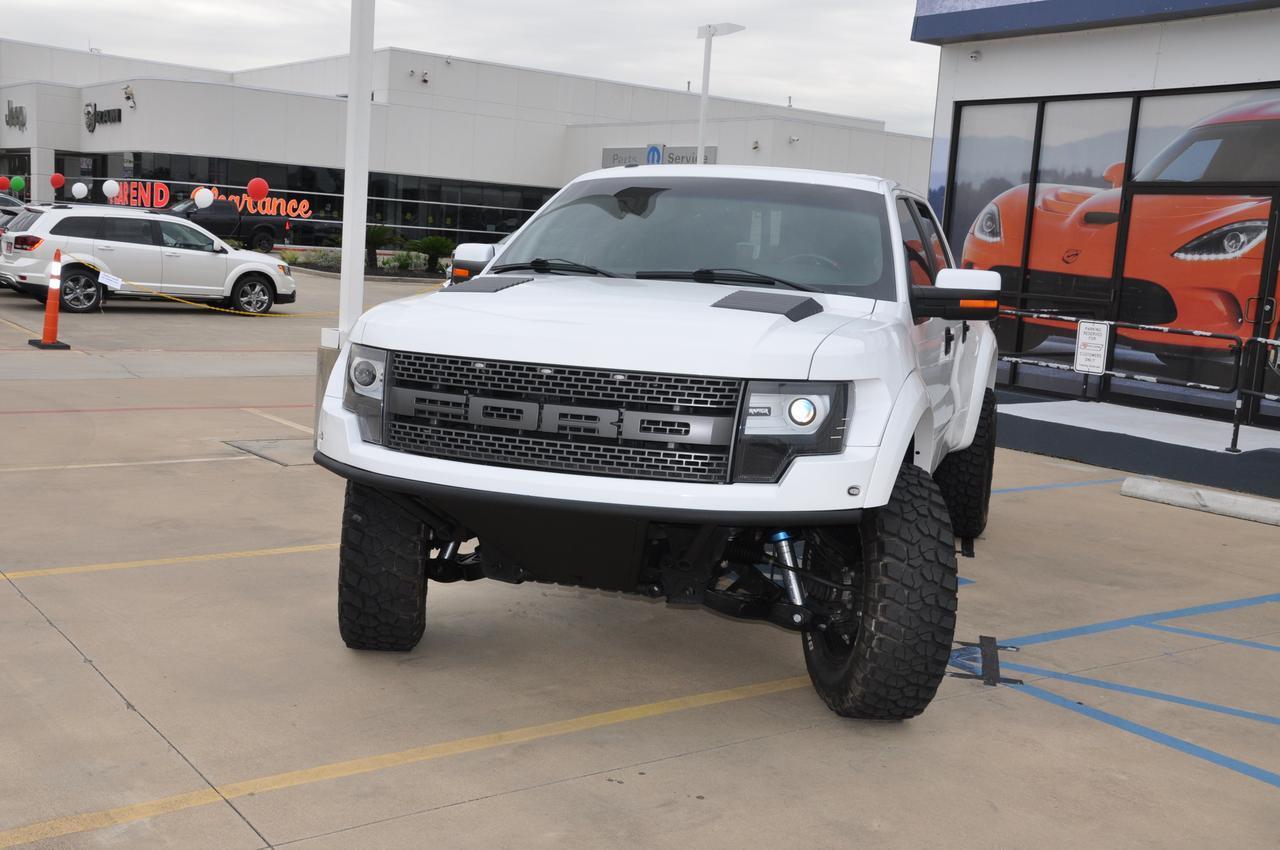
276,290,297,304
316,393,880,517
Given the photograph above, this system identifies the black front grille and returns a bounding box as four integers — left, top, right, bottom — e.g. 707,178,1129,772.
386,421,731,483
384,352,743,484
391,352,742,409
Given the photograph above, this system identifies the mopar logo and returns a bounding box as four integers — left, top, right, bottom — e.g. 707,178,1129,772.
645,144,663,164
84,102,122,133
4,101,25,131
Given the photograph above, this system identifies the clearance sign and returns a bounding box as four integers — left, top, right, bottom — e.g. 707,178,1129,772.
107,181,314,218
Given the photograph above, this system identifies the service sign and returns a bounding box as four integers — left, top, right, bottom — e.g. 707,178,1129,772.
1073,320,1110,375
601,145,717,168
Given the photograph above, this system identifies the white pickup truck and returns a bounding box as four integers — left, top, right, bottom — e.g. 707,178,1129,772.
316,165,1000,720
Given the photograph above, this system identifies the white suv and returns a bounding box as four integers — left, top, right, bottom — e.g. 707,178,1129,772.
316,165,1001,720
0,204,296,314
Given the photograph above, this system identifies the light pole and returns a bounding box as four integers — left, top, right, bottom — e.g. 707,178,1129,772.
695,22,744,166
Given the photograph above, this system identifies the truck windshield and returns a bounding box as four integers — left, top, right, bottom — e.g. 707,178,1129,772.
498,176,895,299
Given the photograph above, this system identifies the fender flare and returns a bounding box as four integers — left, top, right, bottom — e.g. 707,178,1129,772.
863,372,934,508
956,323,999,450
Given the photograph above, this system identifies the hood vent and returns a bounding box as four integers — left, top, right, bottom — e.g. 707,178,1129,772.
441,275,533,293
712,290,823,323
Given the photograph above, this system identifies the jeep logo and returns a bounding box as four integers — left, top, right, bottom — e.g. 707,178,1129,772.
83,102,122,133
4,101,25,131
388,387,734,446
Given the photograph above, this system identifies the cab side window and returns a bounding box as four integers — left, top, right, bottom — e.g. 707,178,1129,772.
101,218,157,246
50,216,103,238
896,199,934,286
160,221,216,252
913,201,951,276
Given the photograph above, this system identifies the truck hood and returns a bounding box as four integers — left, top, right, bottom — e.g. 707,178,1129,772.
352,275,876,378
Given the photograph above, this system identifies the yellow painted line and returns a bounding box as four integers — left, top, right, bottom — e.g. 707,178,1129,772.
242,406,314,435
2,542,338,580
0,456,254,474
0,675,809,847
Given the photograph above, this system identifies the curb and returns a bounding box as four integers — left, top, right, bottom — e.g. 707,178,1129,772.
1120,476,1280,527
290,267,445,285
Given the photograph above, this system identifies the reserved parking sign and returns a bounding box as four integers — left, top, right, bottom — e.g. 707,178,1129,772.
1073,320,1110,375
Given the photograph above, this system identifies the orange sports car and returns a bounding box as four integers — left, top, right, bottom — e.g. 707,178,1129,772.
961,99,1280,358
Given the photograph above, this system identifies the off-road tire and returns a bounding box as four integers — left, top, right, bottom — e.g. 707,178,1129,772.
803,463,958,720
338,482,429,651
932,388,996,539
251,229,275,252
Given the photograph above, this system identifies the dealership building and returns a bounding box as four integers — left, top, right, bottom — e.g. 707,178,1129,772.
914,0,1280,426
0,37,930,248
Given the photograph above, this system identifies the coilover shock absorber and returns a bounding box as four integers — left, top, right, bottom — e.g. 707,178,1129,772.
771,530,806,607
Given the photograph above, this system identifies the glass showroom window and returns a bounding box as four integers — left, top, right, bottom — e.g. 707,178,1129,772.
1133,88,1280,182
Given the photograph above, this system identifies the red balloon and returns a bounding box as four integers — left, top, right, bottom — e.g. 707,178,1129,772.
0,177,9,191
246,177,269,201
50,172,65,189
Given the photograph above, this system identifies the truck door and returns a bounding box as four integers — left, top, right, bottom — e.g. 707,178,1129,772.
897,197,960,442
190,200,239,238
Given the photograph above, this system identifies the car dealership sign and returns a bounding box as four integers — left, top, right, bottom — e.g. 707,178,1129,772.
83,102,122,133
4,101,26,131
602,145,718,168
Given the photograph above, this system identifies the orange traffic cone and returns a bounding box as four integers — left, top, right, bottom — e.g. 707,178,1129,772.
29,248,70,350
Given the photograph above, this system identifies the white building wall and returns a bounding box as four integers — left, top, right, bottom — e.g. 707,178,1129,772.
929,7,1280,193
0,38,230,87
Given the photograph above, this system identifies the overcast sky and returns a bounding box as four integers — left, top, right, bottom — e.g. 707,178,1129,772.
9,0,940,135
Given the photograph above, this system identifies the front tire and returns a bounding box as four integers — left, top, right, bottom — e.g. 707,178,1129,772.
229,275,274,314
802,463,958,720
251,229,275,252
338,482,429,651
932,388,997,538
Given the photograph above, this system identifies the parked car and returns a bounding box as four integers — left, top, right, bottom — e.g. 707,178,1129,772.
315,165,1001,720
961,99,1280,356
0,205,296,313
169,197,285,253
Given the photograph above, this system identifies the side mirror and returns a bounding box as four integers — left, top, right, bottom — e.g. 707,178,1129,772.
449,242,497,282
912,268,1002,321
1103,161,1125,189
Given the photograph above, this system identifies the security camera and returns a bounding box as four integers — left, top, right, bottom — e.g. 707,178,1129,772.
788,136,800,144
122,85,136,108
421,71,429,84
968,50,982,62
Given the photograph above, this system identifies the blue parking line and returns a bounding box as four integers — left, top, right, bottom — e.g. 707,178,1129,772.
1002,661,1280,726
1006,593,1280,648
1140,623,1280,653
1014,681,1280,789
958,577,975,587
992,478,1124,495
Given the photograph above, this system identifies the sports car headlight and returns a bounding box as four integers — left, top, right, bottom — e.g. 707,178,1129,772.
343,343,387,444
732,381,850,483
1173,220,1268,261
971,203,1002,243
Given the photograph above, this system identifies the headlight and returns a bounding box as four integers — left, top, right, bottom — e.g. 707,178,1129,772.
343,343,387,444
971,203,1002,243
278,263,290,275
733,381,850,483
1173,220,1268,261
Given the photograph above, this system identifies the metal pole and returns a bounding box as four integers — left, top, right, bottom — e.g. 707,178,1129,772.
696,29,713,166
337,0,376,343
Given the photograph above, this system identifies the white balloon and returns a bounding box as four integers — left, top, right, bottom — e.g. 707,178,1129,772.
71,182,89,199
193,187,214,209
102,179,121,199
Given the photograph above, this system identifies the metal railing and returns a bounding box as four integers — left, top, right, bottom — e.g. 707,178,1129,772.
996,308,1277,452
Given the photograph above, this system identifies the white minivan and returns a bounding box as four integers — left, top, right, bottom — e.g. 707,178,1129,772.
0,204,296,314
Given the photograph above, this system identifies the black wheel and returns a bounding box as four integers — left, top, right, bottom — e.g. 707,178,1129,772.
338,482,429,651
802,463,958,720
251,229,275,252
60,268,103,313
932,388,997,538
229,275,274,314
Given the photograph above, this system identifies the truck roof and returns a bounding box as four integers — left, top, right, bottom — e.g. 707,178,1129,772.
570,164,899,195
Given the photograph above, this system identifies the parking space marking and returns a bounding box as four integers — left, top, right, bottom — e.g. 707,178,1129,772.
1,543,338,580
1140,622,1280,652
0,402,313,417
991,478,1125,495
0,675,809,848
0,315,37,335
0,456,254,474
1001,661,1280,726
242,407,315,434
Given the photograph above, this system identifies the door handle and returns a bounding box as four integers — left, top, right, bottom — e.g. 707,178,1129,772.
98,245,114,251
944,327,955,356
164,251,180,257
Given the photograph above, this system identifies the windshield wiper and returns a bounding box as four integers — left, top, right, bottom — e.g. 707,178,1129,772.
634,267,820,292
491,257,618,278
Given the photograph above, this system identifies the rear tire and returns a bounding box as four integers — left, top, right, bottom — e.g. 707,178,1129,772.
932,388,996,538
251,229,275,252
338,482,429,651
802,463,958,720
59,268,103,313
